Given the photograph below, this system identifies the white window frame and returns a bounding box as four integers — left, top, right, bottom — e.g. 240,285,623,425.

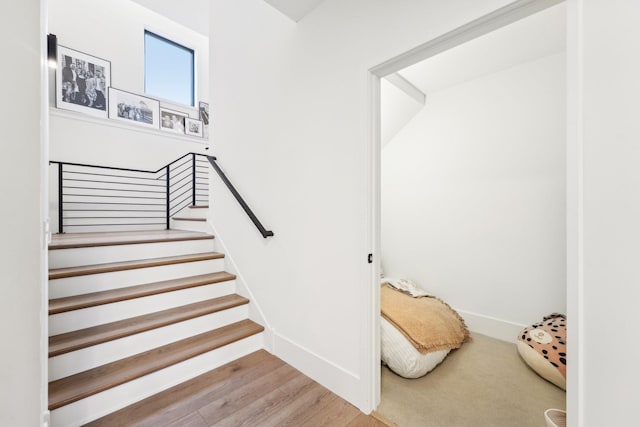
143,28,197,109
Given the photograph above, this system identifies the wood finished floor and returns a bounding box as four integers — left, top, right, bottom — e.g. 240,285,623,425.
86,350,392,427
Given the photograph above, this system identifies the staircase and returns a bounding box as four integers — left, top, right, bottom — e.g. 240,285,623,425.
47,206,264,426
171,204,209,232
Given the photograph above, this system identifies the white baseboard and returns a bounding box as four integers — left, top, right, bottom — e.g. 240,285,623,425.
204,221,272,349
204,220,365,410
456,309,526,343
272,331,366,412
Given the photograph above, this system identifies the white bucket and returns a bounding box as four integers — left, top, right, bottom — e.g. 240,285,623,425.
544,409,566,427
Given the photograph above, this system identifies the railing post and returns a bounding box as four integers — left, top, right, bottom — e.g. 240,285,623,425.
166,165,170,230
191,153,196,207
58,163,64,234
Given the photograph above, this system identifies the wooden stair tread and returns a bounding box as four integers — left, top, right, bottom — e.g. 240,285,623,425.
49,230,213,250
48,319,264,410
49,271,236,315
49,252,224,280
49,294,249,357
172,217,207,222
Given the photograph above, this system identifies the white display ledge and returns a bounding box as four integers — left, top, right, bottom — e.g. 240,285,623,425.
50,107,209,145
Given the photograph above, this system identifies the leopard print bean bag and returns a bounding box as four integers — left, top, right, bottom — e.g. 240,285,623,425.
517,313,566,390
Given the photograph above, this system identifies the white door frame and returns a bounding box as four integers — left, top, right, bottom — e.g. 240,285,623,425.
40,0,51,424
365,0,581,423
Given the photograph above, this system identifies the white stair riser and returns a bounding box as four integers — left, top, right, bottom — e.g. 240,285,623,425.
187,210,208,219
49,239,214,269
50,333,264,427
176,207,209,220
171,219,208,232
49,304,249,381
49,280,236,336
49,258,225,299
59,224,166,233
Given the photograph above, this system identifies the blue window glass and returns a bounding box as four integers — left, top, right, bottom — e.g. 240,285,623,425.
144,31,194,106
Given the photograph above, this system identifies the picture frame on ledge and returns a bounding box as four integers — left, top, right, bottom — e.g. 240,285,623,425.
160,108,188,134
108,87,160,129
185,117,204,138
198,101,209,139
56,45,111,118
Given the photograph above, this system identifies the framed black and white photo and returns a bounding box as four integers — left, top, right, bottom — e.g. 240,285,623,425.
160,108,188,134
108,88,160,129
185,118,204,137
56,45,111,118
198,101,209,138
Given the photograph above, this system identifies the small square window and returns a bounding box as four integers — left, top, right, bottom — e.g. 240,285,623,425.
144,31,194,106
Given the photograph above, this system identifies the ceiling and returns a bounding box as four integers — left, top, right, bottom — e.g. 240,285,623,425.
264,0,326,22
398,3,566,96
130,0,326,35
131,0,209,35
130,1,564,97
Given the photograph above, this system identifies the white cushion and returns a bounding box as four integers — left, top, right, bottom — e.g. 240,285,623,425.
381,277,431,298
381,316,450,379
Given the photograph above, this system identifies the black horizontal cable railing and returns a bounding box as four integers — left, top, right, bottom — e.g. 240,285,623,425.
50,153,273,238
50,153,209,233
206,156,274,238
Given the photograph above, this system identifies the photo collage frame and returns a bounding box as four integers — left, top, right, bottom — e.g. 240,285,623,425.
55,44,207,139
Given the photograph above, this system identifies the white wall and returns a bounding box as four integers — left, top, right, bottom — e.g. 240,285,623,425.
399,2,565,95
576,1,640,425
210,0,514,411
48,0,209,170
131,0,209,36
0,0,45,425
382,53,566,341
380,79,423,147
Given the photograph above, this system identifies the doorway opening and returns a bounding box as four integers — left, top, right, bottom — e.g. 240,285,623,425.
367,1,571,425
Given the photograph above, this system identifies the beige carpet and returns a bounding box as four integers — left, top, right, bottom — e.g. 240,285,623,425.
377,333,566,427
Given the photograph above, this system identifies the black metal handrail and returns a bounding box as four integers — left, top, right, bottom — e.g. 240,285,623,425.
50,153,209,233
206,156,274,238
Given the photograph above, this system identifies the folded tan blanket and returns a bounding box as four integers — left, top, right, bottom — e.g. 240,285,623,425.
381,285,470,354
